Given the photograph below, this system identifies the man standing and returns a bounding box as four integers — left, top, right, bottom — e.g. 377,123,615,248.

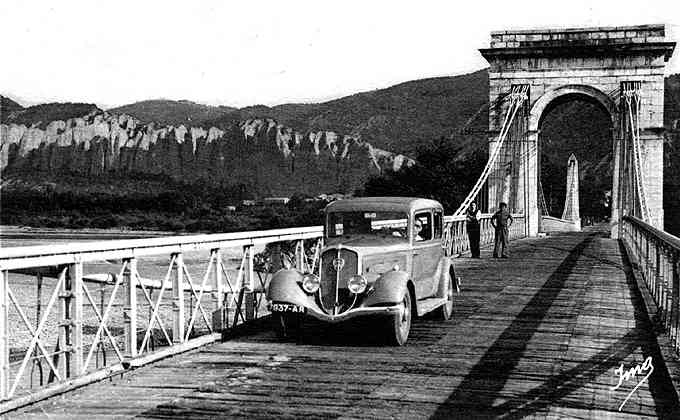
491,202,513,258
465,202,481,258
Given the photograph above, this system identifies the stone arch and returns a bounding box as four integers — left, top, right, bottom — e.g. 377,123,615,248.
529,85,616,234
529,84,617,132
480,25,674,237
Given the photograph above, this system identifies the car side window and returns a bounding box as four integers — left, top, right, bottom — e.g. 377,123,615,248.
414,212,433,242
434,210,443,239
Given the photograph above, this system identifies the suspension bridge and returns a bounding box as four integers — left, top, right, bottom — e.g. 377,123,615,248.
1,24,679,418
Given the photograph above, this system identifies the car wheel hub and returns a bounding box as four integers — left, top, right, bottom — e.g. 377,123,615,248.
442,278,453,315
398,294,411,336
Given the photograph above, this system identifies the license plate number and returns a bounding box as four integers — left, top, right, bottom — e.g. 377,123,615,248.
271,303,306,313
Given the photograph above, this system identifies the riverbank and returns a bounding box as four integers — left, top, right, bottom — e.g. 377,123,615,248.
0,225,178,248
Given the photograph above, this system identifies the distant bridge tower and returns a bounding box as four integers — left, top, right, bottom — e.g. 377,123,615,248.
480,24,675,238
561,154,581,230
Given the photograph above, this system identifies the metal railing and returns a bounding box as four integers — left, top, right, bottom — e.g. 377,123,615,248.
0,215,528,411
0,226,323,411
621,216,680,352
444,214,526,256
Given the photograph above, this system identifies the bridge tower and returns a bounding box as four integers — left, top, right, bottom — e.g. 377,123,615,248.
480,24,675,238
561,153,581,230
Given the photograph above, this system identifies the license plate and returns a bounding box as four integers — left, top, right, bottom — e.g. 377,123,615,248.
270,303,306,313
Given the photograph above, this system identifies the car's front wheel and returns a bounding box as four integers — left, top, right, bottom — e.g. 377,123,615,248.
386,291,412,346
435,275,454,320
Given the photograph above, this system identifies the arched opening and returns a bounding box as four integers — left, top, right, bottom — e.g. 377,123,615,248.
530,86,615,228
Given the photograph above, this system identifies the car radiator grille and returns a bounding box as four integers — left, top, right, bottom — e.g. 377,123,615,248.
320,249,358,313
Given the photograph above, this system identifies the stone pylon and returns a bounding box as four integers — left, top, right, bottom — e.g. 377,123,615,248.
562,153,581,230
481,24,674,238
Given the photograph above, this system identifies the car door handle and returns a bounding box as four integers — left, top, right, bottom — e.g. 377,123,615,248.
413,253,420,256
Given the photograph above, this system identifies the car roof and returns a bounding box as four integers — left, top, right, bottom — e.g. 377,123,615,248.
325,197,443,213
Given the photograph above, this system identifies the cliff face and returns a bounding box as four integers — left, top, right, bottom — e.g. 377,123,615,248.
0,111,413,197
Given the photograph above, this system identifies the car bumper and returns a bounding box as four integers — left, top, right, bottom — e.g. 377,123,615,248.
269,302,403,323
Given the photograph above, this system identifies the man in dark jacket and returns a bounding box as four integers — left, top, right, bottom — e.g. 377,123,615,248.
465,202,481,258
491,202,513,258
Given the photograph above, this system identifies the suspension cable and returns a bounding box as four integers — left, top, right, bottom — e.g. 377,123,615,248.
453,85,529,217
623,82,650,222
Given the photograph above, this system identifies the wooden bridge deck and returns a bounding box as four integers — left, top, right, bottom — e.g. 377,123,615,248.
10,227,680,419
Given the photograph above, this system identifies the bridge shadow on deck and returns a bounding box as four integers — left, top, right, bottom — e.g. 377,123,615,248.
431,234,680,419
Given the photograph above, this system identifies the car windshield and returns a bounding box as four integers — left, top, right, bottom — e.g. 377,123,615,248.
326,211,408,244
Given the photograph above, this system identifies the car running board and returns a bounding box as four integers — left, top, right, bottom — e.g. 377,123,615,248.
416,297,447,317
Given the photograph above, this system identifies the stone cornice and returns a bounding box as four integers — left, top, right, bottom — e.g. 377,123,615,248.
480,42,676,62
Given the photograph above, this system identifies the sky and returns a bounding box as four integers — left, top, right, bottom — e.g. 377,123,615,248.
1,0,680,109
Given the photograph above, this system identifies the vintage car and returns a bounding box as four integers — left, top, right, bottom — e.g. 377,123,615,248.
266,197,459,345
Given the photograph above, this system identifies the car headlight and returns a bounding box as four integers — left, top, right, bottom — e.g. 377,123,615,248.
347,275,368,294
302,274,320,293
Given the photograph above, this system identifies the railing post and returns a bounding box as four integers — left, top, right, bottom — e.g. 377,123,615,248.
244,246,255,321
655,242,662,304
213,249,223,309
672,253,680,350
60,266,72,378
0,270,8,400
212,249,225,332
659,247,668,325
296,240,305,272
635,229,641,266
124,258,138,357
664,249,672,328
670,252,679,345
645,234,651,284
173,253,185,343
70,261,83,375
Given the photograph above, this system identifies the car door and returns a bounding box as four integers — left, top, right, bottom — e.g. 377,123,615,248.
411,210,441,298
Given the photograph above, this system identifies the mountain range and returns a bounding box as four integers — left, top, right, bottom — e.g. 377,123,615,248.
2,69,680,234
104,69,490,157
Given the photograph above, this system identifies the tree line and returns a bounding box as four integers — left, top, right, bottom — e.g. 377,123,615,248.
1,174,326,232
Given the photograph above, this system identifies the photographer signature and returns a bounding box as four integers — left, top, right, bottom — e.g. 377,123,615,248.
610,356,654,411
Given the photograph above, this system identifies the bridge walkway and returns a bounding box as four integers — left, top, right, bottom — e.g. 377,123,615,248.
10,227,680,419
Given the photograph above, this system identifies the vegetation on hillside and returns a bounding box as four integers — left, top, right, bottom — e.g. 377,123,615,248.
0,174,326,232
0,95,24,116
107,71,489,157
665,130,680,235
359,136,487,213
229,70,490,156
1,101,100,127
108,99,238,126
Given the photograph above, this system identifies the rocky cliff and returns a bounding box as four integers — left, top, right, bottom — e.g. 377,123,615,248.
0,111,413,197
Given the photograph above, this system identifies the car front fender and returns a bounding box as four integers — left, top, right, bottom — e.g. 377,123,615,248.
266,269,310,307
435,257,453,298
361,270,412,307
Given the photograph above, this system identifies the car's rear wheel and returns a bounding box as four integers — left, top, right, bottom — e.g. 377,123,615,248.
435,275,454,320
386,291,412,346
273,312,299,339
